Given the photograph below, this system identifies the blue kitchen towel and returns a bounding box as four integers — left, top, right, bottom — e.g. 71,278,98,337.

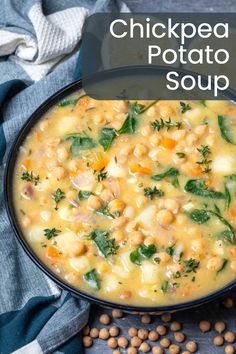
0,1,129,353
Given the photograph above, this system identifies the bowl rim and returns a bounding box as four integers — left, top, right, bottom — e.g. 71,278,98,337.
4,76,236,313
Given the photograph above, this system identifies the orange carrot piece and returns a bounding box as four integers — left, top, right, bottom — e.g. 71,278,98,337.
46,245,60,259
92,157,109,171
130,164,152,175
21,159,31,170
161,137,177,150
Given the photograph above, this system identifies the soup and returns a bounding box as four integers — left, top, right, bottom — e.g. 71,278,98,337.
13,93,236,306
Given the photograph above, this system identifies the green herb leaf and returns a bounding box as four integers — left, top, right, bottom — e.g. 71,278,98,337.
196,145,212,173
180,102,191,114
151,118,182,131
130,244,157,265
152,167,179,181
21,171,40,186
96,204,114,218
58,94,87,107
224,184,231,210
218,115,236,144
88,229,119,258
187,209,211,224
99,127,117,151
44,228,61,240
184,179,225,199
84,268,100,290
184,258,200,273
176,152,186,158
165,244,175,256
97,169,107,182
217,259,228,274
144,186,164,200
53,188,65,209
161,280,169,293
78,190,94,200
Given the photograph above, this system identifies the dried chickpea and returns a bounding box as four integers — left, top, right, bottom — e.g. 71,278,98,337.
138,328,149,340
222,298,234,308
148,330,159,341
169,344,180,354
131,336,142,348
83,335,93,347
214,321,226,333
225,331,236,343
108,199,126,214
170,321,182,332
87,195,103,210
90,327,99,338
117,336,129,348
112,309,124,318
161,313,172,322
99,314,111,325
128,327,138,337
157,209,174,226
199,320,211,333
225,345,235,354
82,325,90,335
156,325,167,336
152,346,164,354
160,337,171,348
107,337,118,349
141,314,152,324
127,348,137,354
174,331,185,343
185,341,198,353
139,342,151,353
109,326,120,337
213,335,224,346
99,328,110,340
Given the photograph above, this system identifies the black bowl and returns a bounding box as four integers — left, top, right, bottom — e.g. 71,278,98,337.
4,76,236,314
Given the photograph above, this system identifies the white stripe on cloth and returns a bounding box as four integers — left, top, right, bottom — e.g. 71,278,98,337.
11,340,43,354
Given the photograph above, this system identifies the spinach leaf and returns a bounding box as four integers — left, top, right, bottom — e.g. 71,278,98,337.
217,259,228,274
118,102,145,135
96,204,114,218
88,229,119,258
184,258,200,273
65,133,96,157
130,244,157,265
197,100,207,107
224,184,231,210
99,127,117,151
152,167,179,181
139,99,159,114
165,244,175,256
218,115,236,144
58,94,87,107
84,269,100,290
184,179,225,199
187,209,211,224
78,190,94,200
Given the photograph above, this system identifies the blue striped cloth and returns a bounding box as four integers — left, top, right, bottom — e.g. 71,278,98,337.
0,1,128,353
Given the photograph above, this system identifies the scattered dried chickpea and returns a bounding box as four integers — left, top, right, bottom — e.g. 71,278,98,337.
170,321,182,332
127,347,138,354
213,335,224,346
199,320,211,333
161,313,172,323
152,346,164,354
225,345,235,354
99,328,110,340
222,298,234,308
90,327,99,338
225,331,236,343
112,350,121,354
185,341,198,353
139,342,151,353
169,344,180,354
99,314,111,325
83,335,93,347
148,330,159,341
138,328,149,340
128,327,138,337
107,337,118,349
156,325,167,336
174,331,185,343
117,336,129,348
109,326,120,337
131,336,142,348
160,337,171,348
141,314,152,324
214,321,226,333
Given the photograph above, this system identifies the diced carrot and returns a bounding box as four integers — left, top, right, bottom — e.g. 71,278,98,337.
46,245,60,259
161,138,177,150
205,179,212,188
130,164,152,175
92,157,109,171
229,206,236,219
21,159,31,170
78,96,89,107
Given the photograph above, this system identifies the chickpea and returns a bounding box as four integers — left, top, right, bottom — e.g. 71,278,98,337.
139,342,151,353
99,314,111,325
131,336,142,347
57,146,69,162
156,325,167,336
117,336,129,348
108,337,118,349
158,252,171,265
120,291,132,300
105,111,114,122
144,237,155,246
199,320,211,333
213,335,224,346
160,337,171,348
141,125,153,137
225,345,235,354
225,331,236,343
174,332,185,343
176,214,187,225
170,321,182,332
194,124,207,136
150,134,160,147
112,309,124,318
128,327,138,337
120,145,134,156
127,348,138,354
67,159,80,172
133,144,148,158
207,256,224,271
72,243,86,256
82,325,90,335
164,199,180,214
82,335,93,347
99,328,110,340
100,189,114,202
45,158,58,171
90,327,99,338
52,166,67,179
87,195,103,210
169,344,180,354
186,133,198,146
185,341,198,353
222,298,234,308
93,113,104,124
136,195,148,208
130,231,145,246
113,230,125,243
110,326,120,337
148,330,159,341
191,239,205,254
138,328,149,340
152,346,164,354
111,216,128,229
126,220,138,232
21,216,31,227
141,314,152,324
47,137,61,147
157,209,174,226
108,199,126,214
214,321,226,333
161,312,172,322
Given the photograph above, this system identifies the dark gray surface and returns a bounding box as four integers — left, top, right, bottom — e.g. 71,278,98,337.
85,1,236,353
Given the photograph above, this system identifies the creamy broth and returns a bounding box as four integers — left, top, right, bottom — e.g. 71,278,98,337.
13,93,236,306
